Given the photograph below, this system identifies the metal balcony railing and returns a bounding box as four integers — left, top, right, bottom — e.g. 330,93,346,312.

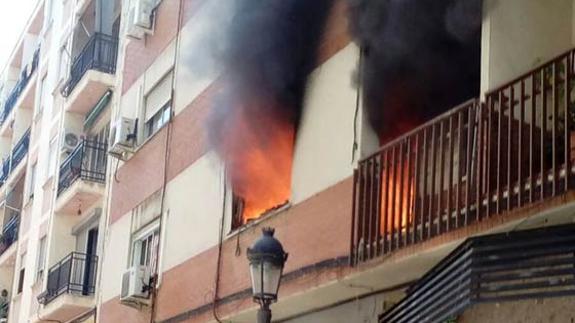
10,129,30,172
37,252,98,305
57,139,107,196
0,47,40,125
351,48,575,265
61,33,118,98
0,129,31,190
0,214,19,257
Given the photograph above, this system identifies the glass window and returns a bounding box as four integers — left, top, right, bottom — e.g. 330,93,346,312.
28,163,36,199
143,71,173,140
17,253,26,294
47,138,57,179
144,102,171,139
36,237,47,283
132,229,160,272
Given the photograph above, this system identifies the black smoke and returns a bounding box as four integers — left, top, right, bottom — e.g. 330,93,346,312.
207,0,335,216
209,0,335,141
348,0,483,142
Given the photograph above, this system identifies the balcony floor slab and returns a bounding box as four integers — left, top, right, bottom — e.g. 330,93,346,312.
64,70,115,115
55,180,105,215
35,294,95,323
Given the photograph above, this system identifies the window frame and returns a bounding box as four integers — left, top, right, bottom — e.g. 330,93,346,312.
36,237,47,283
17,253,26,294
131,225,160,271
143,101,171,140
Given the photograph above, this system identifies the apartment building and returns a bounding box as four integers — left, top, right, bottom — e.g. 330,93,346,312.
0,0,120,322
1,0,575,323
95,0,575,322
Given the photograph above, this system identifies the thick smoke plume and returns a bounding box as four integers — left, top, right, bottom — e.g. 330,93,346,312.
208,0,334,221
348,0,483,143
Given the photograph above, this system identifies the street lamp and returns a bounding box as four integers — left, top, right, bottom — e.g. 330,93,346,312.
247,227,288,323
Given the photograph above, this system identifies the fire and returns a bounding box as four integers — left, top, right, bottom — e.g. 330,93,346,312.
381,161,414,233
379,110,418,233
221,97,294,224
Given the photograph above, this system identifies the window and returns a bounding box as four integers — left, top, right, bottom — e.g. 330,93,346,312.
36,237,47,283
17,253,26,294
47,138,57,180
144,103,171,139
36,76,46,116
132,228,160,273
143,71,173,140
28,163,36,199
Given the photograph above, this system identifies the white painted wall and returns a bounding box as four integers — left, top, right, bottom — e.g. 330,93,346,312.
99,213,131,302
291,44,359,204
481,0,574,94
161,152,224,271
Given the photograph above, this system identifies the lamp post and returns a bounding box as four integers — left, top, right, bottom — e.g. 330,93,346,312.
247,227,288,323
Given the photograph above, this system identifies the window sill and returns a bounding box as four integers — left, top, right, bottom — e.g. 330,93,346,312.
226,202,291,239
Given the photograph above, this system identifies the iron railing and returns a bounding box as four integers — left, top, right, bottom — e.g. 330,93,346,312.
0,47,40,125
0,214,19,257
10,129,30,172
0,128,31,190
37,252,98,305
57,139,108,196
379,224,575,323
61,33,118,97
0,159,10,185
351,48,575,265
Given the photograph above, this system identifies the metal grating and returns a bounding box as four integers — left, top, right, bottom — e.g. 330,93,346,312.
379,224,575,323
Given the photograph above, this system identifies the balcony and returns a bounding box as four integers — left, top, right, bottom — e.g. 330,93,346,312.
61,33,118,115
37,252,97,322
55,139,107,214
0,214,19,259
0,47,40,129
351,48,575,265
0,129,30,190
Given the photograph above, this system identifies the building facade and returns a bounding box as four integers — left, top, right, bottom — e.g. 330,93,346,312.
1,0,575,323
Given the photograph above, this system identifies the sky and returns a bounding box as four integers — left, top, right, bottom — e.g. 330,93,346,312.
0,0,38,69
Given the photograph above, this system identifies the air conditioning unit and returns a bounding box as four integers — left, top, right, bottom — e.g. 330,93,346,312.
62,130,80,153
120,265,151,303
126,0,156,39
108,117,136,160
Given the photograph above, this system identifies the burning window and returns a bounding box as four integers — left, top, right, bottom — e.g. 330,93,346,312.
227,106,295,229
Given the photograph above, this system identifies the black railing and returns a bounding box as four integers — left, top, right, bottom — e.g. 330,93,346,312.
57,139,108,196
351,47,575,265
10,129,30,172
0,214,19,257
0,129,31,190
379,224,575,323
0,159,10,185
0,47,40,125
61,33,118,97
37,252,98,305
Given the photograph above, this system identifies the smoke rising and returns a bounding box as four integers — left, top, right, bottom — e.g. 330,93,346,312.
348,0,483,142
207,0,334,220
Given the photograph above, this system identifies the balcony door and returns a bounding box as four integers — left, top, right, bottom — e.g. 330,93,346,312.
82,228,98,295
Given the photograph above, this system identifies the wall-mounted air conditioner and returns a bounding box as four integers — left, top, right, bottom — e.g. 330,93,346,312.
126,0,156,39
62,130,81,153
120,265,151,304
108,117,137,160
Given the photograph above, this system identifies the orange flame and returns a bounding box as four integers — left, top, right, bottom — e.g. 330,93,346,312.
381,161,414,233
221,98,294,223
